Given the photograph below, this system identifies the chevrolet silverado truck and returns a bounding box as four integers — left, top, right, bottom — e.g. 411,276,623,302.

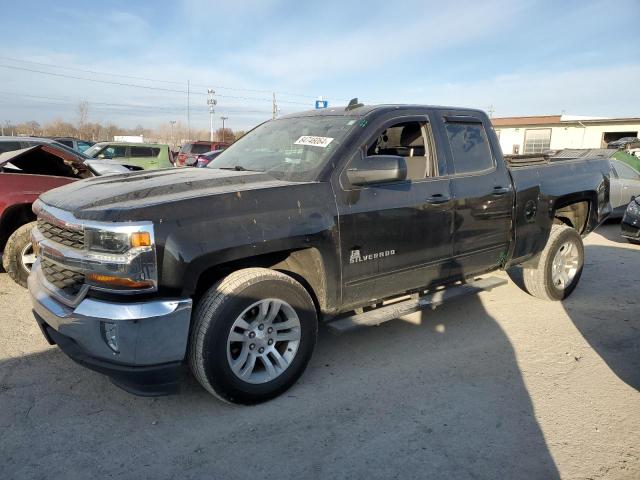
28,103,611,404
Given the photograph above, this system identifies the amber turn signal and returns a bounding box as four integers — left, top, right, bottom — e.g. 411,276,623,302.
86,273,153,289
130,232,151,248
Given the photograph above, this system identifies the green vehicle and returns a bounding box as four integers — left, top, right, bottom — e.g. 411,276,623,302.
84,142,173,170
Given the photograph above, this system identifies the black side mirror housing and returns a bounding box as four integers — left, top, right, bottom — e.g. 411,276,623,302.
347,155,407,186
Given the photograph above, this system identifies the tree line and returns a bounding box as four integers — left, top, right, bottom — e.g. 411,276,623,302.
1,102,246,146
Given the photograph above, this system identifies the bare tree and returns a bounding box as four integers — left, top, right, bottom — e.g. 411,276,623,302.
77,100,90,137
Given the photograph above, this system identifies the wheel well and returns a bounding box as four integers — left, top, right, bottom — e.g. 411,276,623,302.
0,204,35,251
192,248,327,315
554,199,590,234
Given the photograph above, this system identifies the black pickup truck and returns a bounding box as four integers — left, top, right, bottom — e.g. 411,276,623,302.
28,103,611,404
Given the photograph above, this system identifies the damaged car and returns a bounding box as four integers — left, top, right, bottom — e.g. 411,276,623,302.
0,141,133,287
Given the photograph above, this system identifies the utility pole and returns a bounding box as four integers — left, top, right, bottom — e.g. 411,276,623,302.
187,80,191,141
220,116,228,142
207,89,217,142
272,92,279,120
169,120,176,147
487,105,495,118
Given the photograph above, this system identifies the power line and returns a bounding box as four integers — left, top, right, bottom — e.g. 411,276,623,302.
0,91,273,116
0,64,313,105
0,55,347,102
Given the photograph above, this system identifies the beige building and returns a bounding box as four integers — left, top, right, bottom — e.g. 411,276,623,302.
491,115,640,155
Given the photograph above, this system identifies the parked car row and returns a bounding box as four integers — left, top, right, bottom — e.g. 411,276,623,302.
176,140,229,167
0,137,233,171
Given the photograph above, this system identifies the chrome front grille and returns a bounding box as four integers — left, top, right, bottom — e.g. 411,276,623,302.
37,219,84,249
41,258,85,296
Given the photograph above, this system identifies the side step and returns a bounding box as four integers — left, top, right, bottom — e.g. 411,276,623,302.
326,276,507,334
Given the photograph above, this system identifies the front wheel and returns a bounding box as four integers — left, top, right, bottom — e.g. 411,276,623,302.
189,268,318,404
522,224,584,301
2,221,37,288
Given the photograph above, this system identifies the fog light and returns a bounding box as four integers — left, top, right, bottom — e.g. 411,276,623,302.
100,322,119,353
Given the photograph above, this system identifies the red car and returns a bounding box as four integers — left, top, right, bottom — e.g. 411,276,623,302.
0,143,94,286
176,141,229,167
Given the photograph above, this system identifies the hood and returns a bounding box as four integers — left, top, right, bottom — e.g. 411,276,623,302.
84,159,143,175
39,167,309,220
0,145,92,179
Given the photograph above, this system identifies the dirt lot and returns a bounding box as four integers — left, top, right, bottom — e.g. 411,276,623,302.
0,223,638,480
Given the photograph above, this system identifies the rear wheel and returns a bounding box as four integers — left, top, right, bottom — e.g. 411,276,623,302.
189,268,317,404
522,224,584,301
2,221,37,288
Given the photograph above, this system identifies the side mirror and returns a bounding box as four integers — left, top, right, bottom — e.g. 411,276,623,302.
347,155,407,186
97,153,106,159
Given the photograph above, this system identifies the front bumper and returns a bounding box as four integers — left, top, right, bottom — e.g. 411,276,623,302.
621,210,640,240
28,261,193,395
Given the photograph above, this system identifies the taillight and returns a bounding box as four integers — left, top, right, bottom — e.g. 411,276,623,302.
196,155,210,168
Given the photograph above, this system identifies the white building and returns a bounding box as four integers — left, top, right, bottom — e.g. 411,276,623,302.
492,115,640,155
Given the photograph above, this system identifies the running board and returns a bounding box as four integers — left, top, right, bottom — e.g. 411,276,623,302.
327,276,507,334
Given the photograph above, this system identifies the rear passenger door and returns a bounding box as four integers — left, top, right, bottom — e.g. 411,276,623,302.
130,146,157,169
439,113,514,278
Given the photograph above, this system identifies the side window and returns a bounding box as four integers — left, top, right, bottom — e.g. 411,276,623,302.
0,141,21,153
150,147,161,157
445,122,494,174
131,146,153,157
103,145,127,158
77,141,92,152
609,164,619,178
613,161,640,179
367,121,435,179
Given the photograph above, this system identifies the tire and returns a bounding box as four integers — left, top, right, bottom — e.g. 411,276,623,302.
2,221,37,288
522,224,584,301
189,268,318,404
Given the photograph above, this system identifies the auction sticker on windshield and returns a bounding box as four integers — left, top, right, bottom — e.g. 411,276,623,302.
294,136,334,148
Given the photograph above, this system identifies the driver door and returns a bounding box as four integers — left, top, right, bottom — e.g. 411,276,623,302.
334,115,454,309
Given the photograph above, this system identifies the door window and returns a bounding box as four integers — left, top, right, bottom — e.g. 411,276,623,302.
102,145,127,158
130,146,154,157
445,123,494,174
612,161,640,179
367,121,436,179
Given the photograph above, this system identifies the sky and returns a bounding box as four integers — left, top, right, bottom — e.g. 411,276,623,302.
0,0,639,131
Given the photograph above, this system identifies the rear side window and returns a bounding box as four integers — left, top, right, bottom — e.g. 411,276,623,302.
179,144,191,153
190,144,212,154
445,123,494,174
150,147,161,157
0,141,21,153
131,146,154,157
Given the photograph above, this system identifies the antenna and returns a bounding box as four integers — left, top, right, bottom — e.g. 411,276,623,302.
345,98,364,111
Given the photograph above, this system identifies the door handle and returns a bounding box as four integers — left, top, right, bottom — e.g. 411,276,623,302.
492,186,510,196
426,193,451,204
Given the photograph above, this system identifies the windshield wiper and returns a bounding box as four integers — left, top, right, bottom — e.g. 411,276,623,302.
218,165,258,172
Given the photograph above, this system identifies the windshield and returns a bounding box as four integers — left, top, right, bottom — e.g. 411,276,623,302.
83,144,104,157
207,116,356,181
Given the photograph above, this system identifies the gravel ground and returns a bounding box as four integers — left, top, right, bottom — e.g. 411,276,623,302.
0,223,638,480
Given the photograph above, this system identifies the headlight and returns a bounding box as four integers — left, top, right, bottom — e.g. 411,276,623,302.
626,200,640,216
85,229,151,253
83,224,157,293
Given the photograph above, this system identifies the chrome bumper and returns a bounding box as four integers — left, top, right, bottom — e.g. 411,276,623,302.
28,260,192,366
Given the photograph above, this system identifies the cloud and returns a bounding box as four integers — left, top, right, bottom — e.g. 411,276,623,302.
396,64,640,117
226,0,524,83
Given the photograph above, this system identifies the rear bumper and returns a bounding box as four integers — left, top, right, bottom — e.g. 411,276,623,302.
28,261,193,396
